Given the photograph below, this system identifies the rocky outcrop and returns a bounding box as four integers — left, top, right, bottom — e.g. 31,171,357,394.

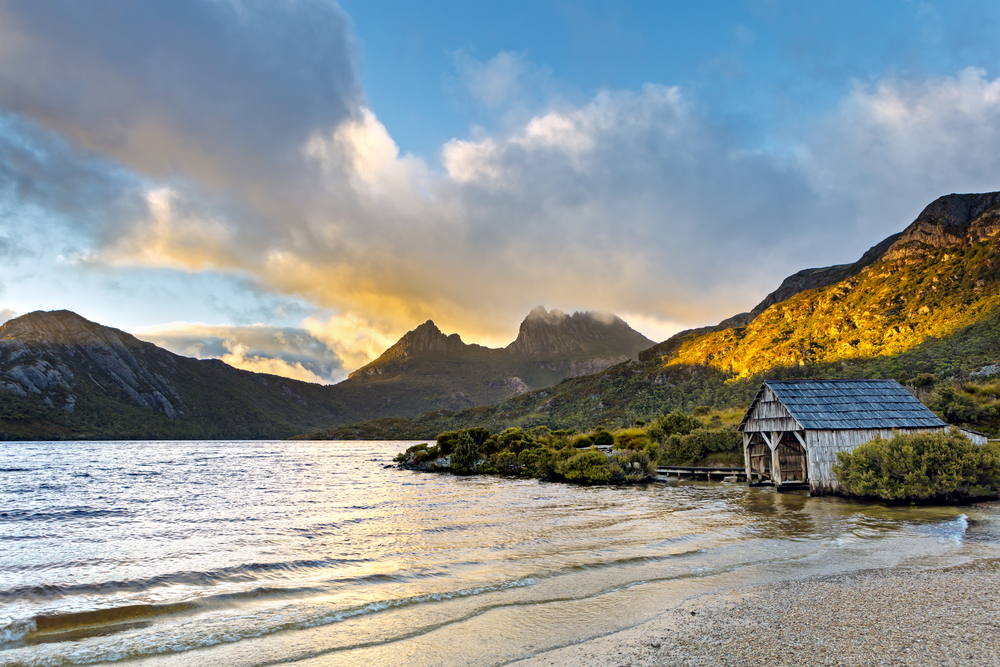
883,191,1000,260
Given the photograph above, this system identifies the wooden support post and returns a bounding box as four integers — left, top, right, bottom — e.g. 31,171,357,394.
771,431,783,489
743,432,752,485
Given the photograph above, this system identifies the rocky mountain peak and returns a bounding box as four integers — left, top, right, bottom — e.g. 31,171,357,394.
913,191,1000,229
0,310,139,348
506,306,652,358
396,320,467,354
347,320,471,378
884,191,1000,260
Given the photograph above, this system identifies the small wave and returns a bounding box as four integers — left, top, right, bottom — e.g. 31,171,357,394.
912,514,969,544
560,547,707,573
0,616,36,646
0,556,377,602
0,507,128,524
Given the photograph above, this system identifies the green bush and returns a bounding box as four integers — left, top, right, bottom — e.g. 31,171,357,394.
489,450,521,476
609,449,655,482
833,431,1000,501
613,428,651,450
450,432,481,473
657,428,740,465
929,387,984,425
559,448,614,484
436,431,461,455
653,411,703,438
590,428,614,447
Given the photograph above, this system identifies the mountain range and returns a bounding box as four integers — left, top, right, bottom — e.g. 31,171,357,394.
0,304,652,439
4,190,1000,441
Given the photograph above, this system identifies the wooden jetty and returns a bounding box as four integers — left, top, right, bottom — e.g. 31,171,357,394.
656,466,746,482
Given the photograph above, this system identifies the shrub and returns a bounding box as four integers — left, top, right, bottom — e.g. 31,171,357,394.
910,373,937,388
436,431,461,455
450,432,481,473
654,411,703,438
497,427,534,454
655,428,741,465
833,431,1000,501
929,387,983,425
590,428,614,447
489,450,521,476
613,428,651,450
609,449,655,482
518,446,556,479
559,449,614,484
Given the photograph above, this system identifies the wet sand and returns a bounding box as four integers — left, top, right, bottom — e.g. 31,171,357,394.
509,559,1000,667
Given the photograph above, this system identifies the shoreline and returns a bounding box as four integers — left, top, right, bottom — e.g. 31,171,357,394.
508,558,1000,667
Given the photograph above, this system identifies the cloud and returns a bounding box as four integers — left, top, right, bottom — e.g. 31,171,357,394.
219,339,327,385
3,1,1000,361
135,322,349,384
0,0,361,193
453,50,548,109
0,308,16,324
805,67,1000,238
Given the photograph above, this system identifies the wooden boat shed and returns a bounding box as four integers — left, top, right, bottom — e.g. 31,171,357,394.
738,379,954,494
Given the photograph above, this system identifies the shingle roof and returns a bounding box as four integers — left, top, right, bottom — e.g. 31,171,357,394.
745,379,946,431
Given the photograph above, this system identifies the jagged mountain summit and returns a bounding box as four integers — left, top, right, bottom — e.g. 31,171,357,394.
506,306,654,358
334,307,654,422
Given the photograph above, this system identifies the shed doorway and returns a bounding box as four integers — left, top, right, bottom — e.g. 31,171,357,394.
747,433,771,483
776,432,808,485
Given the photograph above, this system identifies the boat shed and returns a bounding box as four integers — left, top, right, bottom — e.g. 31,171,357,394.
738,379,949,494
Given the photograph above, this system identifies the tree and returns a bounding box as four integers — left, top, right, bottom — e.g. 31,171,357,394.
450,432,481,473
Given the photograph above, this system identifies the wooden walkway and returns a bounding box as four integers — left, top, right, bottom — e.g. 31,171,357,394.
656,466,746,482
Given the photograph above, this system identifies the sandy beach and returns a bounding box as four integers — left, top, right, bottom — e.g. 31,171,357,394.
510,559,1000,667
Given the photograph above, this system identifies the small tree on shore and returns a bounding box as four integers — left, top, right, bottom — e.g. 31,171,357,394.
450,432,481,473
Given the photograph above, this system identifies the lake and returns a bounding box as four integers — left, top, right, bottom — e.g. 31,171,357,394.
2,440,999,666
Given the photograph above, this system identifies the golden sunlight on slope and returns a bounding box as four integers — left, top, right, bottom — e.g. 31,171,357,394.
661,240,1000,378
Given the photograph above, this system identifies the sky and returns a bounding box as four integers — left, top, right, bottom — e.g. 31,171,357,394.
1,0,999,384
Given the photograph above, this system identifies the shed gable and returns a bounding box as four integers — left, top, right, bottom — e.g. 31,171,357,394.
740,385,802,433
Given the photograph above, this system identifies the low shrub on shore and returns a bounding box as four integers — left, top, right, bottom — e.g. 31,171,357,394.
395,409,745,484
833,431,1000,502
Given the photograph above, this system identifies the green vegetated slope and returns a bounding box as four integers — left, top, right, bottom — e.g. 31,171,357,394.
309,191,1000,440
0,311,348,439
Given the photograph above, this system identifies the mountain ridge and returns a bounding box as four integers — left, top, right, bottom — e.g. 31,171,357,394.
0,306,656,438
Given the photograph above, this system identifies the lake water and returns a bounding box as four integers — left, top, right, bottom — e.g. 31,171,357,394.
2,440,999,667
